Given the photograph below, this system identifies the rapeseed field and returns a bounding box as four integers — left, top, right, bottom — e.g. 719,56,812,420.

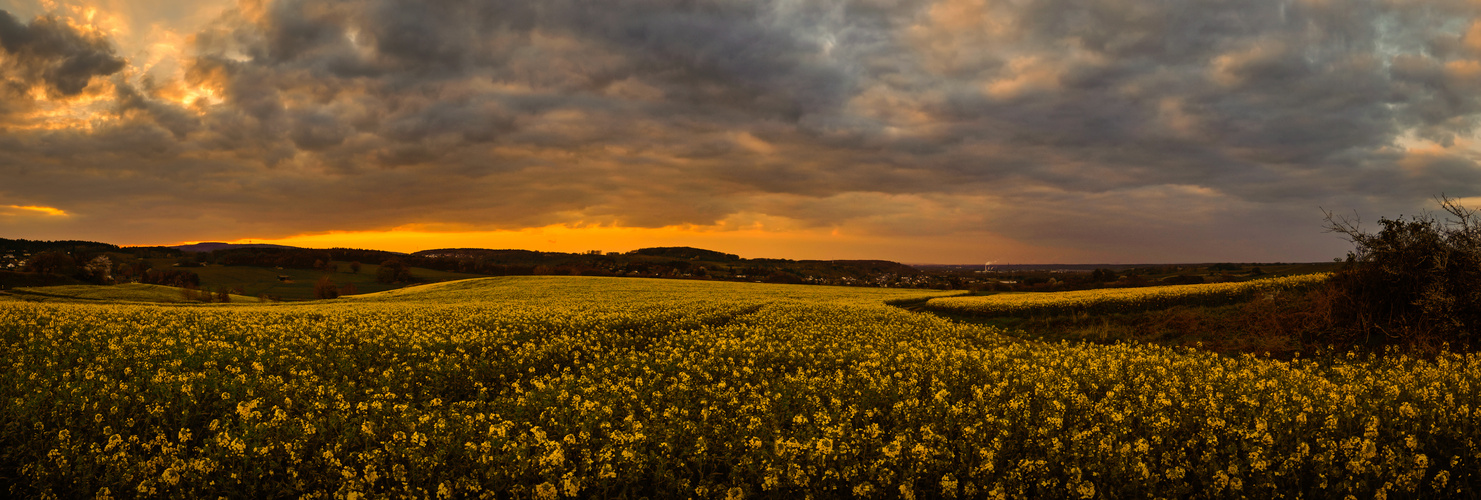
923,274,1332,317
3,275,1476,498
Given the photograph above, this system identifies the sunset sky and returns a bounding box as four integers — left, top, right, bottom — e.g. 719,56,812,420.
2,0,1478,263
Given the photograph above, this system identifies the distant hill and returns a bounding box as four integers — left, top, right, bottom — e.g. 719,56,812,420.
807,260,922,276
5,237,960,294
412,248,547,259
171,242,303,253
630,246,740,261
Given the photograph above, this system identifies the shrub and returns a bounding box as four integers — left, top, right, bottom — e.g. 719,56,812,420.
1323,195,1481,349
1162,275,1204,285
376,259,412,283
314,276,339,299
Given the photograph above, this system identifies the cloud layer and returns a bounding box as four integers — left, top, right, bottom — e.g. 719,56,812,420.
0,9,125,95
3,0,1481,262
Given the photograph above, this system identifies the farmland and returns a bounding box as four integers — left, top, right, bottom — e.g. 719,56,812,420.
3,276,1478,498
148,260,484,301
0,283,266,304
922,274,1333,318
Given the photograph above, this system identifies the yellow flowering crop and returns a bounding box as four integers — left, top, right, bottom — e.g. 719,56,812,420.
924,273,1331,317
1,275,1475,498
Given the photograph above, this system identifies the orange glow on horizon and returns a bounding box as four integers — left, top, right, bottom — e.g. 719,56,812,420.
158,222,1058,264
179,224,882,260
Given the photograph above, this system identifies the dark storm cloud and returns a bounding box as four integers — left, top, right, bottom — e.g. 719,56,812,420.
8,0,1481,261
556,0,863,119
0,9,125,96
915,1,1401,177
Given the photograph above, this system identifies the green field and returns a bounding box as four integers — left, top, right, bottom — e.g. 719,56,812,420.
3,276,1477,498
0,283,265,303
149,260,483,301
923,274,1332,318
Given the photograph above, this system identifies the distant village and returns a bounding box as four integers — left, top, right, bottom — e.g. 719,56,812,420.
0,250,24,270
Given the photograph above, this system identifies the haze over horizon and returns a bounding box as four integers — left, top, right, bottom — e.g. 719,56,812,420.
3,0,1479,264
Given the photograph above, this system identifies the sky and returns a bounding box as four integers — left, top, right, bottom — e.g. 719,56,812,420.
1,0,1478,264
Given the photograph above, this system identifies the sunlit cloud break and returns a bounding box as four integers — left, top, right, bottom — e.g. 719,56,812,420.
3,205,69,216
